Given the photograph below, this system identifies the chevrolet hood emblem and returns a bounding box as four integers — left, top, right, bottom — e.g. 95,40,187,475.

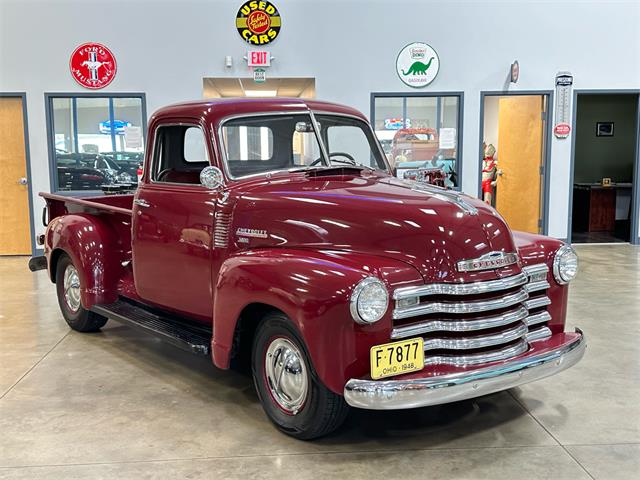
457,251,519,272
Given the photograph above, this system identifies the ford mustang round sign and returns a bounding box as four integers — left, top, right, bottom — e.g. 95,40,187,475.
396,42,440,88
69,43,117,89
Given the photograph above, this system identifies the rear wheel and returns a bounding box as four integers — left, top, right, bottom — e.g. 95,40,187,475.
251,311,349,440
55,254,107,332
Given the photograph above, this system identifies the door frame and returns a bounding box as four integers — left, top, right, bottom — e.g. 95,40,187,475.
567,89,640,245
0,92,36,255
478,90,554,235
370,91,465,190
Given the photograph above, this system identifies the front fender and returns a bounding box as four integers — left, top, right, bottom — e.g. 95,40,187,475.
212,248,422,395
46,214,126,308
513,230,568,334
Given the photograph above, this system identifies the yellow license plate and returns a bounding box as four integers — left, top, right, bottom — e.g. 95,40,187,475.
370,337,424,380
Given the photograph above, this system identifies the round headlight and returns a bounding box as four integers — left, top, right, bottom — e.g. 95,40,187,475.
118,172,132,183
553,245,579,285
350,277,389,324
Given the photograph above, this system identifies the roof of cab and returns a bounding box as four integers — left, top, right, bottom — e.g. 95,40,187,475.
149,97,367,125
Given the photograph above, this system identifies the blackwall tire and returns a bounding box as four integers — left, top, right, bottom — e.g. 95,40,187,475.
55,254,107,333
252,311,349,440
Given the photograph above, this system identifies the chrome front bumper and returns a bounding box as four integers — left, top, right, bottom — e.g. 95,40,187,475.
343,329,586,410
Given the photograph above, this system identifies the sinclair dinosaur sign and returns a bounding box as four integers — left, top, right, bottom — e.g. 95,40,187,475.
396,42,440,88
69,43,117,89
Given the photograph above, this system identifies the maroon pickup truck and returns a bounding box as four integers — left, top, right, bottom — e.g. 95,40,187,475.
30,98,585,439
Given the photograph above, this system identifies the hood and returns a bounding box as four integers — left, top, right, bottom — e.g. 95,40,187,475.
229,171,520,283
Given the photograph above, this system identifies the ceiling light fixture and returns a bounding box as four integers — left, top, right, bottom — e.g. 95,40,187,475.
244,90,278,97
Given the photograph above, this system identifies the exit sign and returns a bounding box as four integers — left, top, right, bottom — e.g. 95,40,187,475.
247,51,271,67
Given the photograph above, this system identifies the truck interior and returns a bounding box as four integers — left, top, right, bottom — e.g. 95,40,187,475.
153,125,210,184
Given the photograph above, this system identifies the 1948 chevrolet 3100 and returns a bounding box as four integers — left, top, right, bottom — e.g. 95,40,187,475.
30,98,585,439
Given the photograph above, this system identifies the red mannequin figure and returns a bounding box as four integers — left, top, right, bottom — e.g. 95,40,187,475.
481,144,497,205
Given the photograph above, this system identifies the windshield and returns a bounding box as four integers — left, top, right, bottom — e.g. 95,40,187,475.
220,113,388,178
315,114,388,171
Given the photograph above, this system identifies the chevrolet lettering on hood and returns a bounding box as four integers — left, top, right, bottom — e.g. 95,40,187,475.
236,227,268,239
456,251,519,272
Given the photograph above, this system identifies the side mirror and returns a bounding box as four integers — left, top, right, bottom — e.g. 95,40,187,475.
200,166,224,189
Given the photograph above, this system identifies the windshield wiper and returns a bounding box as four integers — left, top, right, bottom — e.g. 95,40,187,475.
288,166,326,173
289,161,380,174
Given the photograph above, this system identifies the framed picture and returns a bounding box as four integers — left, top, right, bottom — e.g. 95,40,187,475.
596,122,614,137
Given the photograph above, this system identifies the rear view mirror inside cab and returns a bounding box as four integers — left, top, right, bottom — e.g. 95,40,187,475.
295,121,314,133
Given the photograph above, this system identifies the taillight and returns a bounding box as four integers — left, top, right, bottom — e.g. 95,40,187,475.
79,174,102,181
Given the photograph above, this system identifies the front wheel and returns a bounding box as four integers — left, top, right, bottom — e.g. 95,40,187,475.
55,254,107,332
251,312,349,440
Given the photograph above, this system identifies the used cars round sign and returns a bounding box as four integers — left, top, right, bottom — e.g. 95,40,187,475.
396,42,440,88
236,1,281,45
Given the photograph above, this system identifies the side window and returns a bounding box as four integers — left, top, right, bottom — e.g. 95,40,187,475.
152,125,210,184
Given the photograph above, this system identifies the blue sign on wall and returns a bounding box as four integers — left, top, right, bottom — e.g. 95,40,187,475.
99,120,131,135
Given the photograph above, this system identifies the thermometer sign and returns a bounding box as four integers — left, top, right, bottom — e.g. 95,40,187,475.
554,72,573,139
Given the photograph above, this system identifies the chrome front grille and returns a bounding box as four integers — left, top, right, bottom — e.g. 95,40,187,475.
392,264,552,366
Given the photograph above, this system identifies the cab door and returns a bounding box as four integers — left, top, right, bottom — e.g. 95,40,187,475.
132,122,218,322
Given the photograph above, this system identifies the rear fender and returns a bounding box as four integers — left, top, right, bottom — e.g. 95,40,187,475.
212,248,422,394
46,214,126,309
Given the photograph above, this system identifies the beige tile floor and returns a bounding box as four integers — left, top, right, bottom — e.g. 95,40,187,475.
0,245,638,479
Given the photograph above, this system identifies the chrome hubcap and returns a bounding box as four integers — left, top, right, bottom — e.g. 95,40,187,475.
63,264,81,312
264,338,309,415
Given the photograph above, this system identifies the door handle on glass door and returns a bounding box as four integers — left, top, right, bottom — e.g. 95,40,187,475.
134,199,151,208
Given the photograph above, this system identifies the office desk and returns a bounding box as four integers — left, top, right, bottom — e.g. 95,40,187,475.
573,183,632,232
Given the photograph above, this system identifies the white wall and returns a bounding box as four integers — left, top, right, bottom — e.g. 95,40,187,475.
1,0,639,242
483,96,500,156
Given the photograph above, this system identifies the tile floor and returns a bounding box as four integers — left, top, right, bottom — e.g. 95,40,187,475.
0,245,638,479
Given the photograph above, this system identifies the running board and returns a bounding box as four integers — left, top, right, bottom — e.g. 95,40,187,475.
91,300,211,355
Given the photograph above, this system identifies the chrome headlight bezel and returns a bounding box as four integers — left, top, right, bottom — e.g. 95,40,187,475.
553,244,579,285
118,172,133,183
350,277,389,325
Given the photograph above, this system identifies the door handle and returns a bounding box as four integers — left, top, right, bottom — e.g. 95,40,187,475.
134,199,151,208
17,177,28,185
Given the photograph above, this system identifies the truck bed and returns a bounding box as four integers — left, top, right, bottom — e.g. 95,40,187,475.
41,192,133,219
41,192,134,252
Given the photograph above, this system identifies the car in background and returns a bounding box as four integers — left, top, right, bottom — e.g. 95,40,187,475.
55,153,133,191
56,153,107,191
101,151,144,179
391,128,459,161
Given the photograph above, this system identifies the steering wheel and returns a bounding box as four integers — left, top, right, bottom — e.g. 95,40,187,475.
309,151,357,167
157,168,173,182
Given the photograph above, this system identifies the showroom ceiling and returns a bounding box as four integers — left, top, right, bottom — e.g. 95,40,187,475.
202,77,315,98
